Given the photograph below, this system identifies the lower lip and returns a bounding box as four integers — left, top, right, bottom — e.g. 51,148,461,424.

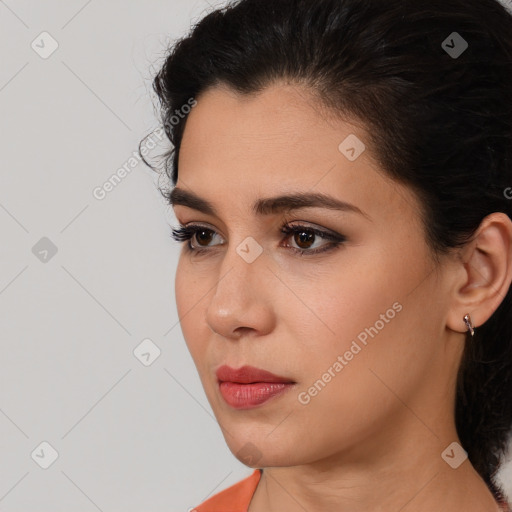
219,381,295,409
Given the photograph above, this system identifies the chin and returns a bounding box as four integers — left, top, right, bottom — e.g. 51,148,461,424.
224,431,304,468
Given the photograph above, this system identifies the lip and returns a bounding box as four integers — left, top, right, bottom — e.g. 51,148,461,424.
216,365,295,384
216,365,296,410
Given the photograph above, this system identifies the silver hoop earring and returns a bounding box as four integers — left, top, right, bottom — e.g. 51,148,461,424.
463,314,475,337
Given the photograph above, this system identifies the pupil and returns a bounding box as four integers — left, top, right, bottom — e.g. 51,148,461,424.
197,230,212,245
296,230,314,248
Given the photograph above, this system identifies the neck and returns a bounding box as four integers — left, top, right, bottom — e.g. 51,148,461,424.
248,421,503,512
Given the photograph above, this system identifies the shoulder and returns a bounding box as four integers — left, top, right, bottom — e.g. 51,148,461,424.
193,469,262,512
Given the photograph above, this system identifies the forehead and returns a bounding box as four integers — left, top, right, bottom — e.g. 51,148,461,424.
180,84,367,183
180,82,349,158
176,83,419,225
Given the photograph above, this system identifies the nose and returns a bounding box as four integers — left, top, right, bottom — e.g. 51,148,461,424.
205,245,275,340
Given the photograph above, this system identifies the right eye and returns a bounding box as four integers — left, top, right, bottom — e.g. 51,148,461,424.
171,224,224,252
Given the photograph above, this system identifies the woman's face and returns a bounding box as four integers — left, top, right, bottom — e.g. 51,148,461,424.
172,83,460,468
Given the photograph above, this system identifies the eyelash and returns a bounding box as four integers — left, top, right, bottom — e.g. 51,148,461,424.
170,223,346,256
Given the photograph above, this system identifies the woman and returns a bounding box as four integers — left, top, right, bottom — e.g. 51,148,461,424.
143,0,512,510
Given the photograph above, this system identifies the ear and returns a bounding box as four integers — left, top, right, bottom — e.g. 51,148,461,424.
446,212,512,335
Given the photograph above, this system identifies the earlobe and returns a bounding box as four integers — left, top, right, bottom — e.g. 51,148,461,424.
446,212,512,334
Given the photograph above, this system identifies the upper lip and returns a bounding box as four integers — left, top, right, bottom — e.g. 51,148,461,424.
216,365,295,384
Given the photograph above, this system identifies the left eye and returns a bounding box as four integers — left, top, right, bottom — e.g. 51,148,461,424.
170,223,346,256
280,225,345,254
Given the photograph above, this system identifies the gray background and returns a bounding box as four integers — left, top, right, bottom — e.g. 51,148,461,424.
0,1,511,511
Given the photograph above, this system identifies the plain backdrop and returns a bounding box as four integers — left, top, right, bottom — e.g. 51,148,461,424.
0,1,511,511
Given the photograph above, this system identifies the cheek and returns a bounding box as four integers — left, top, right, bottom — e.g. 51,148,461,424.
174,257,209,360
286,253,402,354
174,257,190,312
289,247,434,395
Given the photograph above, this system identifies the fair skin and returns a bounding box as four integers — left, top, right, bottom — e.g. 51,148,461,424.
171,82,512,512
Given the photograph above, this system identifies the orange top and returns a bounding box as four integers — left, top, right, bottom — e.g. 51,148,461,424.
192,468,511,512
193,469,261,512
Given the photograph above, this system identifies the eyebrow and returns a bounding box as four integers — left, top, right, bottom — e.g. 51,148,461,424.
169,187,371,220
